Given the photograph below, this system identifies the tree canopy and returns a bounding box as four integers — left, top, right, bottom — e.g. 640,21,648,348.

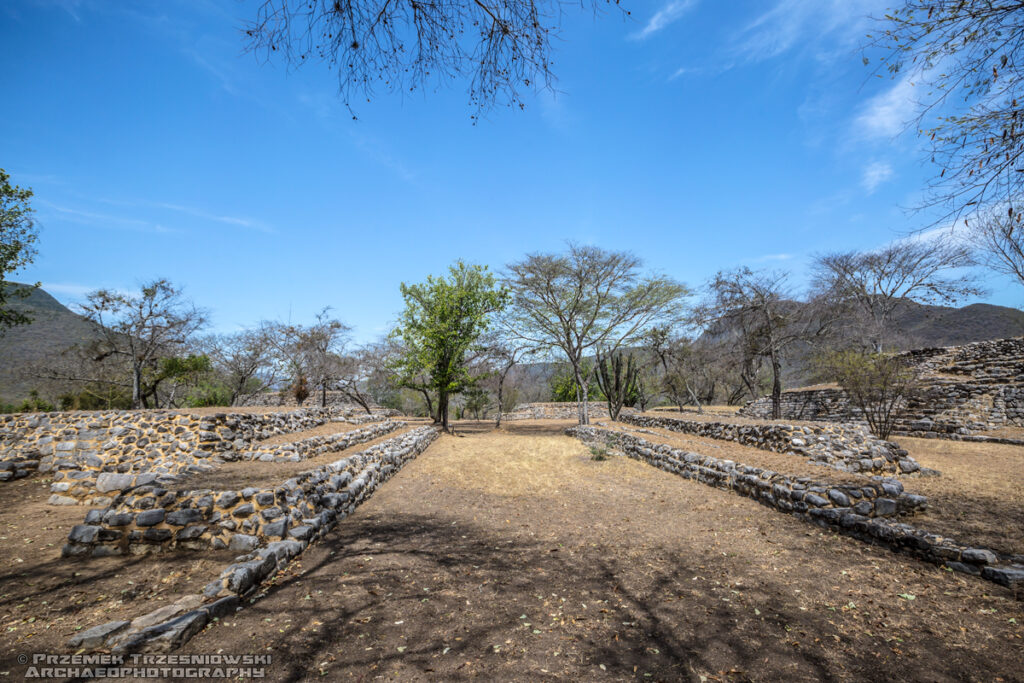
0,169,39,333
391,260,508,431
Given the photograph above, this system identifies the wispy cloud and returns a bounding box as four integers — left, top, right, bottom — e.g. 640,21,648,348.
753,253,795,263
40,202,177,234
733,0,884,63
152,202,274,233
854,73,919,140
861,160,894,193
630,0,698,41
93,197,275,234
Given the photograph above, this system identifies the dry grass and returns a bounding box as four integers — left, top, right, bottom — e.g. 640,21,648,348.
170,420,1023,682
893,436,1024,556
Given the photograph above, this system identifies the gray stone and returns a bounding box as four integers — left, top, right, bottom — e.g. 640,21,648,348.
67,619,130,649
216,491,240,508
135,508,165,526
288,525,314,541
874,498,898,517
827,489,850,507
232,503,255,517
981,566,1024,587
962,548,998,565
804,493,829,508
143,528,172,542
166,508,204,526
228,533,259,552
262,519,288,538
95,472,135,493
68,524,100,544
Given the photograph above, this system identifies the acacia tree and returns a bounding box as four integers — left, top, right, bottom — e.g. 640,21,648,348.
812,236,981,353
0,169,39,332
392,261,508,432
505,244,687,425
79,280,207,409
244,0,625,118
871,2,1024,224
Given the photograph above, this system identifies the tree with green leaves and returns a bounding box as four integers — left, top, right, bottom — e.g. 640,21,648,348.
391,261,508,432
0,169,39,333
506,244,688,425
819,350,919,440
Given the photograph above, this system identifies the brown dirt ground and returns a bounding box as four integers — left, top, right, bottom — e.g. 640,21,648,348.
150,420,1024,682
891,436,1024,556
0,475,235,663
977,425,1024,441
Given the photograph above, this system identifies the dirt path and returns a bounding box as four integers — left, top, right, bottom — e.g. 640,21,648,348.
175,421,1022,682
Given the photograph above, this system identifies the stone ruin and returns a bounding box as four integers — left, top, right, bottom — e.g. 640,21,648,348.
740,337,1024,439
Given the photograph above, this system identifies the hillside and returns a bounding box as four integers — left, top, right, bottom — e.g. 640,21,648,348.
0,284,103,404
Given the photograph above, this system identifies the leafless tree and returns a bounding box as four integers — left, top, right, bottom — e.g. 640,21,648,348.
870,1,1024,225
264,308,351,407
78,280,207,409
811,236,982,353
696,268,833,420
204,329,279,405
244,0,625,119
478,330,537,426
594,348,638,421
505,244,688,425
970,213,1024,287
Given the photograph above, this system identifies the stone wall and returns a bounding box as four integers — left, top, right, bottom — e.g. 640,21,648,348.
63,426,440,654
0,407,387,505
571,426,926,518
740,337,1024,437
62,426,438,558
502,402,613,421
570,426,1024,591
619,413,922,475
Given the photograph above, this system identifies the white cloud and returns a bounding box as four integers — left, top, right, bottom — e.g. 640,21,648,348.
854,74,919,140
753,253,795,263
630,0,698,40
40,202,177,234
734,0,884,63
861,161,894,193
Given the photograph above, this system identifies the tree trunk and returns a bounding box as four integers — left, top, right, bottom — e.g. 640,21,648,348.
573,363,589,425
439,389,450,432
770,351,782,420
495,376,504,428
685,381,703,414
131,364,143,409
321,381,327,408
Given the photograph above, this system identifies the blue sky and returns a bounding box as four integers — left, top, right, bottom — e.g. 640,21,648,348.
3,0,1021,341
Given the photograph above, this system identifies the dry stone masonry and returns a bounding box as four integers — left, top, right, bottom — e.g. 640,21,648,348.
62,426,439,653
502,402,613,421
741,337,1024,439
0,407,392,506
619,413,923,475
570,426,1024,592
